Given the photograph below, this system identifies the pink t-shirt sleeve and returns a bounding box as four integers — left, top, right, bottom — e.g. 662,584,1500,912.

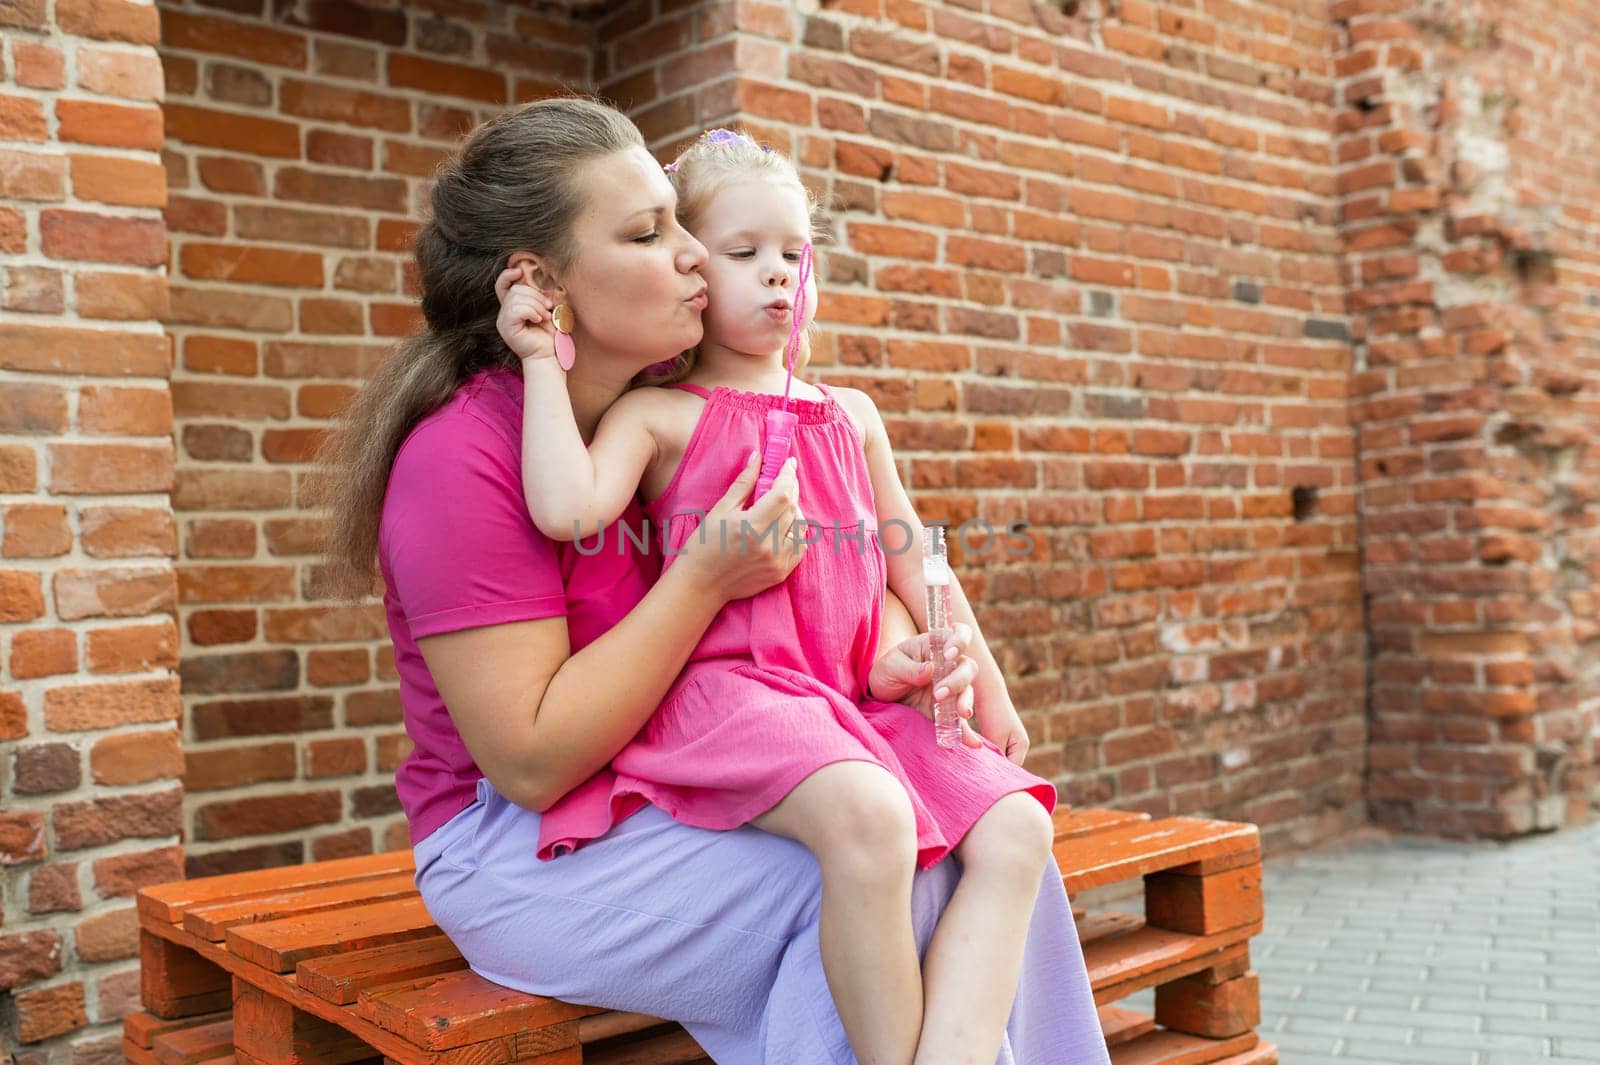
383,410,567,636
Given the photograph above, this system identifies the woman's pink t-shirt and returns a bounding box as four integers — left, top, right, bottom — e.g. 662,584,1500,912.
378,367,660,845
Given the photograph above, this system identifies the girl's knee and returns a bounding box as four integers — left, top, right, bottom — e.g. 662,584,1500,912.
960,794,1054,885
810,763,918,881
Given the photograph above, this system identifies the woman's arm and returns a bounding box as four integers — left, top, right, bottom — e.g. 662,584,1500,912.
499,276,658,541
419,451,806,810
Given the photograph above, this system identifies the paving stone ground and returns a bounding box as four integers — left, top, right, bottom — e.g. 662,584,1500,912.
1117,820,1600,1063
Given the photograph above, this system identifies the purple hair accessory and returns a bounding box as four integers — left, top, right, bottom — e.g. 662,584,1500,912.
662,160,681,173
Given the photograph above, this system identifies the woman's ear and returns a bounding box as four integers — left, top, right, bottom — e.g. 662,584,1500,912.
506,250,562,298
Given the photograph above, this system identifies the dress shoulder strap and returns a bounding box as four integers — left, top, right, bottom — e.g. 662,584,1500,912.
668,383,714,399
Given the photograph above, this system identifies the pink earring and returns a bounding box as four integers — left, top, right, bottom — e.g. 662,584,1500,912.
551,303,576,371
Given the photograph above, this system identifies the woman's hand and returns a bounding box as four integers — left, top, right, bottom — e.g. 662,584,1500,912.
677,450,806,605
977,697,1031,766
495,266,558,363
867,622,984,749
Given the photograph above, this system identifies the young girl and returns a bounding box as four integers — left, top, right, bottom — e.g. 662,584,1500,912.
497,129,1057,1065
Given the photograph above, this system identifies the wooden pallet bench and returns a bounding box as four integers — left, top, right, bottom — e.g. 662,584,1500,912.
127,806,1276,1065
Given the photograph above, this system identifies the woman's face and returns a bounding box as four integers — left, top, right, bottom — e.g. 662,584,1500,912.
558,146,709,375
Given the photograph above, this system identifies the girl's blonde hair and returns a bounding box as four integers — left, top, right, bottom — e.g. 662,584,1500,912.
637,129,824,387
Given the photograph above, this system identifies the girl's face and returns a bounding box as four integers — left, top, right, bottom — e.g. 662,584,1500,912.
692,178,817,362
557,146,709,376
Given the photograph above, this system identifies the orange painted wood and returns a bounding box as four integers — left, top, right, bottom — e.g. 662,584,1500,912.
1108,1028,1257,1065
359,969,589,1051
586,1027,707,1065
1088,933,1256,1005
1057,818,1260,893
234,976,378,1065
125,1038,161,1065
184,874,421,942
151,1015,233,1065
297,935,465,1005
1156,971,1261,1039
1054,807,1151,841
1168,846,1262,877
226,896,438,973
141,929,232,1019
140,852,413,923
1076,910,1144,947
1097,1005,1156,1047
1146,866,1263,936
126,1010,231,1050
577,1013,674,1043
1214,1041,1277,1064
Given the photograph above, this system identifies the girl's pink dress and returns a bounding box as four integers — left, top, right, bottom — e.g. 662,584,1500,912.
537,383,1054,867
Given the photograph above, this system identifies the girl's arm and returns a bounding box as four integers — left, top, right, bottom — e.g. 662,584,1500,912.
499,275,657,541
841,388,1033,764
420,451,806,810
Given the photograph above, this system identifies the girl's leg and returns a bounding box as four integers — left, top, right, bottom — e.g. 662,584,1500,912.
754,761,924,1065
914,793,1056,1065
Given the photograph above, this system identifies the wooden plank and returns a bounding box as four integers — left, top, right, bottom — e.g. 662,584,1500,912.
1077,910,1144,948
1109,1028,1257,1065
1055,807,1151,841
234,977,378,1065
1087,931,1256,1005
360,969,590,1052
126,1010,230,1050
125,1038,161,1065
1214,1042,1276,1064
226,896,438,973
1057,819,1260,894
151,1016,233,1065
297,935,465,1005
1156,970,1260,1039
586,1026,707,1065
1146,866,1263,936
139,852,414,923
1098,1004,1156,1047
141,930,232,1019
185,873,421,942
576,1012,674,1044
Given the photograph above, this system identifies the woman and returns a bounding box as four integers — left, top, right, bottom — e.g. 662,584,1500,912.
318,97,1111,1064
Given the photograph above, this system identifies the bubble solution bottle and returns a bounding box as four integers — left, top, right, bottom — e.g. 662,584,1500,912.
923,525,961,749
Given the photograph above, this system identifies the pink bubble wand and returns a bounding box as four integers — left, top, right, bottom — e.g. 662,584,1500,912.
753,242,813,500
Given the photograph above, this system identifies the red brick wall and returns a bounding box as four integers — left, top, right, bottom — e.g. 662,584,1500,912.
156,0,592,880
1337,0,1600,837
768,0,1368,849
2,0,179,1054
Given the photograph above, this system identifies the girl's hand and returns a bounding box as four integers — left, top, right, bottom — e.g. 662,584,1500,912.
495,267,558,363
679,450,806,604
867,622,984,749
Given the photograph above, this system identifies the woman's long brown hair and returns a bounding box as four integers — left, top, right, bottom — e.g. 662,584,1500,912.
312,97,643,601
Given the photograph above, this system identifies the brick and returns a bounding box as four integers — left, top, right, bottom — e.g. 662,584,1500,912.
168,285,294,331
73,906,138,962
28,862,82,912
184,335,258,375
307,128,374,168
195,790,341,841
192,695,332,739
180,243,326,287
48,443,173,494
165,103,301,158
14,743,82,794
89,727,182,784
1,811,49,864
0,323,170,377
0,445,37,491
81,506,177,558
0,384,69,434
388,52,505,102
69,154,167,208
75,272,170,322
0,149,63,200
43,677,181,731
308,647,369,685
186,518,257,558
5,266,66,313
307,737,366,777
281,78,410,131
180,649,300,694
10,627,77,677
53,788,182,850
43,209,165,268
161,9,307,66
184,742,297,790
76,45,163,100
91,845,182,897
275,167,406,212
86,620,180,674
56,99,162,150
0,930,62,991
0,93,48,140
0,0,47,30
197,156,265,195
13,981,88,1042
0,569,46,621
277,0,406,46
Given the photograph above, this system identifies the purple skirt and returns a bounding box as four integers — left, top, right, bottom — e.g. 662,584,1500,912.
414,776,1111,1064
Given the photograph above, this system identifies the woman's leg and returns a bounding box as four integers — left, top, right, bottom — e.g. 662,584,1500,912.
754,761,924,1065
416,778,838,1063
1004,857,1113,1065
915,793,1056,1065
